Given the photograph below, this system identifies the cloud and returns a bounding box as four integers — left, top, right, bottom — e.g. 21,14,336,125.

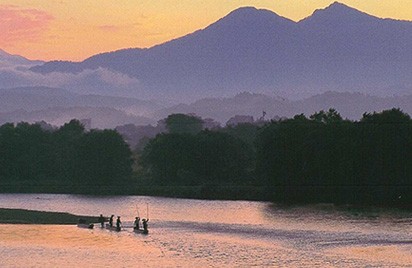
0,5,54,45
0,65,143,97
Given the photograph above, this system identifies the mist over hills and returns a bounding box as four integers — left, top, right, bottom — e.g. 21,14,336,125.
0,86,160,128
0,49,43,68
156,92,412,123
0,85,411,129
30,2,412,101
0,106,155,129
0,86,161,114
1,2,411,129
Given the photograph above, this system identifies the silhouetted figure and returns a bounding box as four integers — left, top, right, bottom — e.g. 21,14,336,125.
109,215,114,227
116,216,121,231
142,218,149,232
134,217,141,230
98,214,105,228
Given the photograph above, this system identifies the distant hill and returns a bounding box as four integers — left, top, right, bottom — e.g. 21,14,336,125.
30,2,412,101
2,89,410,128
156,92,412,123
0,49,43,68
0,86,162,128
0,106,155,129
0,86,162,114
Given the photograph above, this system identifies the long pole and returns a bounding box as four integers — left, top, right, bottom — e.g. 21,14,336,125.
147,203,149,219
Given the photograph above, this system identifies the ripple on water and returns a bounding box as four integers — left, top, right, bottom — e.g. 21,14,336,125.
1,194,412,267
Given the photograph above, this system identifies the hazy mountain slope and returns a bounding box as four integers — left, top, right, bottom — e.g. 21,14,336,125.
0,49,43,68
158,92,412,123
297,2,412,94
155,92,295,123
295,92,412,119
30,3,412,100
0,86,162,114
0,107,155,129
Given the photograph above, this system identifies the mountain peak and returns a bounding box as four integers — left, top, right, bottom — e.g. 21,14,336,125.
226,6,275,17
210,6,295,30
228,6,258,14
323,1,365,15
300,1,377,25
327,1,353,10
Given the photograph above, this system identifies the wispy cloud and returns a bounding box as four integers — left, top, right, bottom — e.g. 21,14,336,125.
0,5,54,45
0,65,142,97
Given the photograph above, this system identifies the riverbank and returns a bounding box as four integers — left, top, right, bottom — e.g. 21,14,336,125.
1,183,411,210
0,208,99,224
0,182,270,201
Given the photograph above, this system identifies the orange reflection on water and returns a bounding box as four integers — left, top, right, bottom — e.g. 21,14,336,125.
330,245,412,266
0,224,171,268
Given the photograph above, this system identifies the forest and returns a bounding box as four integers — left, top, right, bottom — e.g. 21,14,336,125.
140,109,412,206
0,109,411,206
0,119,133,193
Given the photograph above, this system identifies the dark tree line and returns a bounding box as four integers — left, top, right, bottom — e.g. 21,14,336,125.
0,120,133,189
139,109,412,206
140,131,253,185
2,109,411,205
139,114,255,185
256,108,412,206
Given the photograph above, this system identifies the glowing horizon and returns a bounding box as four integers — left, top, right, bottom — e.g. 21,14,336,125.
1,0,411,61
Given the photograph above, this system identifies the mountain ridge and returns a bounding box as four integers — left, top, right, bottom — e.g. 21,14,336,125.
21,2,412,101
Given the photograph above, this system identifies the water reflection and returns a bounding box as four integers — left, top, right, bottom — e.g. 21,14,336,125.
0,194,411,267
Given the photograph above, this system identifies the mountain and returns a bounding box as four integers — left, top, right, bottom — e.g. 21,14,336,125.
0,86,162,114
0,86,163,128
0,49,43,68
30,2,412,100
154,92,294,123
156,91,412,123
295,92,412,120
0,106,155,129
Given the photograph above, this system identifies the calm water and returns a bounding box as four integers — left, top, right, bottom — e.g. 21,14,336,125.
0,194,411,267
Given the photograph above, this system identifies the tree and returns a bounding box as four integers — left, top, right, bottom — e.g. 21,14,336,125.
140,130,253,185
76,130,133,185
361,108,410,123
310,108,343,124
194,130,253,182
140,133,197,184
165,114,203,134
0,123,19,181
52,119,85,181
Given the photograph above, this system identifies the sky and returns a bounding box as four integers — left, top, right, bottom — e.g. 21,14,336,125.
1,0,411,61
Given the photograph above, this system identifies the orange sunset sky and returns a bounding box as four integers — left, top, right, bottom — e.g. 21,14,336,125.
1,0,411,61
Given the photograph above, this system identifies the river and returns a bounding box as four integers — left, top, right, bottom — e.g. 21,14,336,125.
0,194,411,267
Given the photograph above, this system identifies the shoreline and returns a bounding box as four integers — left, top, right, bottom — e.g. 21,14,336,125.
1,185,411,211
0,208,99,224
0,183,270,201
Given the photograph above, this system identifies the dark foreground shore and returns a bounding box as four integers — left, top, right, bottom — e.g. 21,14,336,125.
0,208,98,224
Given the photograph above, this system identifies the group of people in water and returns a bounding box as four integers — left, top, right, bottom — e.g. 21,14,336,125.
98,214,149,232
134,216,149,231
